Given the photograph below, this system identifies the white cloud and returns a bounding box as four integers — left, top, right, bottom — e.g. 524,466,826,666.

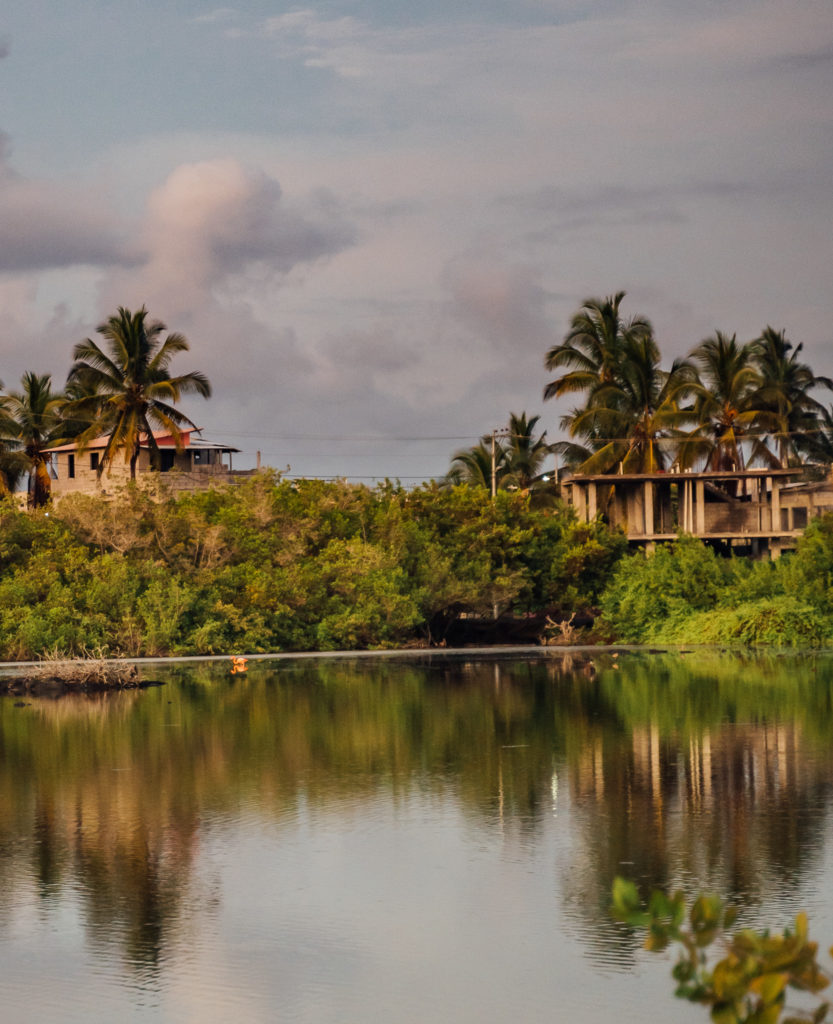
100,158,355,319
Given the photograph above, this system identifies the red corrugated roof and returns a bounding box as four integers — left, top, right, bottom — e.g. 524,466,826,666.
46,427,195,453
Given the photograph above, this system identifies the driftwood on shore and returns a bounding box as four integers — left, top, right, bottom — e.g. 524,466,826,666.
1,657,154,695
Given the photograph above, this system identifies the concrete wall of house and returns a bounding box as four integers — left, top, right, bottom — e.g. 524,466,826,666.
50,446,243,498
51,448,196,496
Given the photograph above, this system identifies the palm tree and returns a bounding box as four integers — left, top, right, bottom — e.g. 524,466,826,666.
502,412,553,491
66,307,211,480
445,439,503,490
543,291,653,402
445,414,554,493
748,326,833,468
0,384,28,497
556,332,692,474
4,372,66,507
677,332,761,472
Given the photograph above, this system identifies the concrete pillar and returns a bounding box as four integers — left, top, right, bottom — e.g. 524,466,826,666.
587,482,597,520
695,479,705,536
635,485,647,536
771,479,781,533
644,481,654,535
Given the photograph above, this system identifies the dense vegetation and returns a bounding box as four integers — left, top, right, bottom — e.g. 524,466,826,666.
0,475,624,659
3,469,833,657
598,525,833,647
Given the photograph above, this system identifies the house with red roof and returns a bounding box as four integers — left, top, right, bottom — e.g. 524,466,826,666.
45,427,244,497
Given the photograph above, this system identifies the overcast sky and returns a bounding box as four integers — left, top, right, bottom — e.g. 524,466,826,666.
0,0,831,480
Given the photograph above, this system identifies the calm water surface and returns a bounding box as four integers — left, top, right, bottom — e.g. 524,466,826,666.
2,649,833,1023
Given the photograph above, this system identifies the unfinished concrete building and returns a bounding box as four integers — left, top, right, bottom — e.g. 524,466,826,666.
562,468,833,558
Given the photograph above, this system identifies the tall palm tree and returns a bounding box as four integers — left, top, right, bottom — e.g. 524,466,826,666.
5,372,66,507
557,332,692,474
0,384,28,497
543,291,653,402
677,332,761,472
748,326,833,468
66,307,211,480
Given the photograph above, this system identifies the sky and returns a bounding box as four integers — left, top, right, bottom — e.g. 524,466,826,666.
0,0,831,481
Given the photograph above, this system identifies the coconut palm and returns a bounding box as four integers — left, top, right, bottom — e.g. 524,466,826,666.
748,326,833,468
66,307,211,480
445,439,504,490
556,331,693,474
0,384,28,497
502,412,553,491
4,372,66,507
543,291,653,403
676,332,762,472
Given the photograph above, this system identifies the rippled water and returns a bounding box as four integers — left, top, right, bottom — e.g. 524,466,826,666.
2,649,833,1023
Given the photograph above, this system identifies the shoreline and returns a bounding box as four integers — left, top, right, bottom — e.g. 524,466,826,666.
1,642,830,676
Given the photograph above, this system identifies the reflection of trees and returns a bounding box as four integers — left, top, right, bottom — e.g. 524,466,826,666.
1,652,833,976
562,653,833,963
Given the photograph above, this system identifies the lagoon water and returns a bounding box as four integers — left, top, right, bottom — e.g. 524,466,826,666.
2,650,833,1023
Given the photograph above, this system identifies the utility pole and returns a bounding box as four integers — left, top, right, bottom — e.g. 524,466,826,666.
490,426,510,621
491,427,510,498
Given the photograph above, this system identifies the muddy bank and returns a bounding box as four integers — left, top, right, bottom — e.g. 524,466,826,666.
0,660,162,696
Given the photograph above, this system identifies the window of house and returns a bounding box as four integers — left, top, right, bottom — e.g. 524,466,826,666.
793,507,808,529
68,453,75,479
90,452,99,471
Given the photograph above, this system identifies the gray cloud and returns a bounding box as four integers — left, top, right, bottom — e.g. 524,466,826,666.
768,43,833,72
443,257,550,355
0,35,10,60
0,132,127,273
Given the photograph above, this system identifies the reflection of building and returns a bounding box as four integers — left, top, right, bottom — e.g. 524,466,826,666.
568,712,825,903
563,468,833,558
45,427,251,496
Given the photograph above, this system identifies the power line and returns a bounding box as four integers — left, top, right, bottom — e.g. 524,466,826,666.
212,431,479,442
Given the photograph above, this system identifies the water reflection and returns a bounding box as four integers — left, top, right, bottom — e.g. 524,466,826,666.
1,651,832,1021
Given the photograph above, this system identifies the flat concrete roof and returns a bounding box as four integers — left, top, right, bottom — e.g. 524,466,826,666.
564,468,803,483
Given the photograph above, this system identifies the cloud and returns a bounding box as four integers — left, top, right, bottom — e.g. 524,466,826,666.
0,133,126,273
192,9,238,25
102,159,355,317
443,258,550,354
769,43,833,72
0,34,10,59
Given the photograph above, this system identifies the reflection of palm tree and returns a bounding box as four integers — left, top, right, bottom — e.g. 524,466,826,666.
67,307,211,480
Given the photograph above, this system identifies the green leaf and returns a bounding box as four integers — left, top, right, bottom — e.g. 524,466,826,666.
748,972,788,1005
